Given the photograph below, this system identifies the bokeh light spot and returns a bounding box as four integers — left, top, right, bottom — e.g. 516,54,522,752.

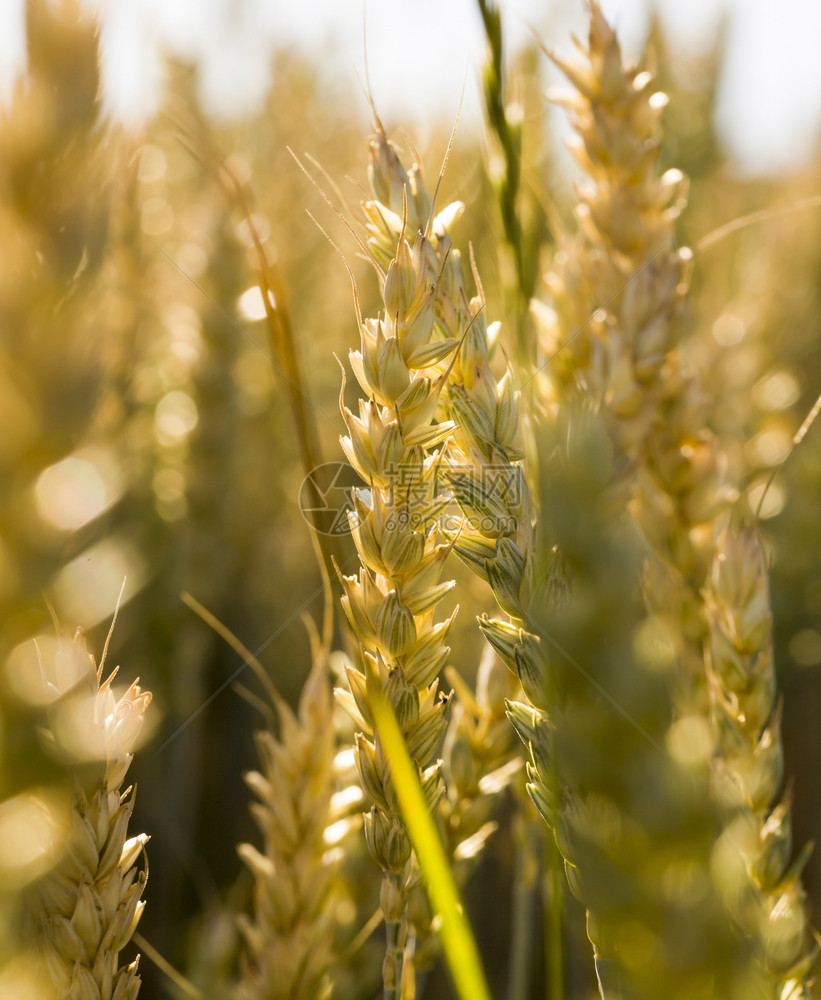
632,615,679,673
790,629,821,667
746,477,786,520
753,370,800,411
667,716,714,766
713,313,746,346
155,389,199,443
237,285,275,322
35,447,123,531
52,538,146,628
3,633,91,706
137,143,167,183
745,426,792,469
0,789,68,891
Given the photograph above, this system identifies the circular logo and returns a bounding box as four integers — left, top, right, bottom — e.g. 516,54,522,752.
298,462,361,536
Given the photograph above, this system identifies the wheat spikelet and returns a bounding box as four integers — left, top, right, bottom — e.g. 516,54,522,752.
27,626,151,1000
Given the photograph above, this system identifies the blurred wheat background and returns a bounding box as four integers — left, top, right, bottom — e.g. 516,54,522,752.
1,1,821,998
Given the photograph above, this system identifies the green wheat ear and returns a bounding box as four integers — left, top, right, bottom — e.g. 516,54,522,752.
533,3,819,993
522,2,820,995
706,521,819,995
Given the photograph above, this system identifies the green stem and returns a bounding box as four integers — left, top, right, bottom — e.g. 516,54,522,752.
476,0,540,374
506,808,537,1000
383,874,408,1000
544,832,565,1000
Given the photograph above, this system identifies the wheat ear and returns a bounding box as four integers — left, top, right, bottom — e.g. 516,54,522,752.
539,0,689,437
29,626,151,1000
706,522,819,996
538,4,818,993
362,135,530,975
536,0,722,717
462,4,755,993
414,175,575,995
334,127,467,1000
235,629,347,1000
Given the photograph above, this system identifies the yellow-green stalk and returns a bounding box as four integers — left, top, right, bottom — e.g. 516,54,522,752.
476,0,544,369
28,627,151,1000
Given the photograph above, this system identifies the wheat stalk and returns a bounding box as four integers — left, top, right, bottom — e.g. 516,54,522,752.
476,0,539,369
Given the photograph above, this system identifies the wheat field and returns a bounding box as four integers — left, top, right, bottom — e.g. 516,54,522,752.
1,2,821,999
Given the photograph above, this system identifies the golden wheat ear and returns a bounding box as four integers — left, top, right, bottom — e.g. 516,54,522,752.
331,126,491,999
179,593,359,1000
235,653,348,1000
28,624,151,1000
